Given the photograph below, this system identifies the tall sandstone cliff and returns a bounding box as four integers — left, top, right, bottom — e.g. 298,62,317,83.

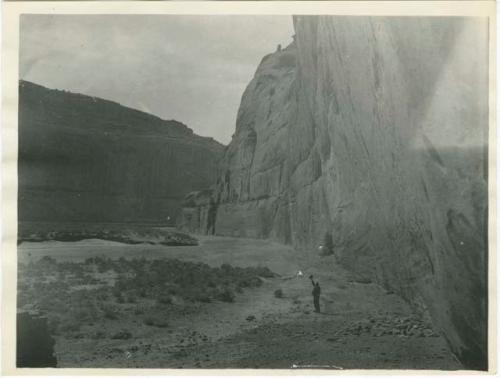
19,80,224,224
180,17,488,369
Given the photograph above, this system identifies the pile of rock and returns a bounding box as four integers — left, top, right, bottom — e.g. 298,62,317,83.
338,315,438,338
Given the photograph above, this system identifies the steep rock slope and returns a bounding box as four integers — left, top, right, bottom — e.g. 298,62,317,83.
19,80,224,224
180,17,489,369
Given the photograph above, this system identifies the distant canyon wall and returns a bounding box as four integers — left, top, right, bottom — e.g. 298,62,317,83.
179,17,488,369
19,81,224,225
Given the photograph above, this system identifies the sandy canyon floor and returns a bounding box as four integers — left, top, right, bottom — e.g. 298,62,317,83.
18,232,461,370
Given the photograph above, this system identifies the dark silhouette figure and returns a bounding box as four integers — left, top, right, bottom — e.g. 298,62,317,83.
309,275,321,313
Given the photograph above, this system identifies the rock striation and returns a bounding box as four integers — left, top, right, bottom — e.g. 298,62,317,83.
18,80,224,224
179,17,489,369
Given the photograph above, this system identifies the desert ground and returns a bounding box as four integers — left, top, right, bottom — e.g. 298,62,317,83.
18,230,462,369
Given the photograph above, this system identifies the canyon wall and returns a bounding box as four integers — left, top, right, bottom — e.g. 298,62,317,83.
179,17,489,369
19,80,224,225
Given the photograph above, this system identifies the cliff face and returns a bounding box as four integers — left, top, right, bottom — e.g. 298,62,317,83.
180,17,489,369
19,80,224,224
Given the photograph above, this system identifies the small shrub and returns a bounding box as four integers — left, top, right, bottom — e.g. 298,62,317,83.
102,305,118,320
96,289,109,301
237,280,249,288
207,280,216,288
156,294,173,305
111,330,132,339
72,308,93,321
220,263,233,272
114,291,125,304
197,293,211,303
249,277,263,287
274,289,284,298
187,288,211,303
355,277,372,284
74,269,85,279
143,316,169,328
97,263,110,273
84,257,95,265
217,288,235,303
126,293,137,303
91,331,106,339
39,256,56,265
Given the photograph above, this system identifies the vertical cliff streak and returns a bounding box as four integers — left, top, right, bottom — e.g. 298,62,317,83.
178,16,488,369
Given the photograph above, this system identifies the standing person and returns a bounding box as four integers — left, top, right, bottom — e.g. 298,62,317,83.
309,275,321,313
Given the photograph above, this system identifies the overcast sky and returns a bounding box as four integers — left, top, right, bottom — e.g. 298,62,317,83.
20,15,294,144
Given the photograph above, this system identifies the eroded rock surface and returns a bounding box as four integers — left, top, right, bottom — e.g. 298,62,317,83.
180,17,488,369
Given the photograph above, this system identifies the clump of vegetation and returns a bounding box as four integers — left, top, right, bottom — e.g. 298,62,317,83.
39,256,57,267
216,288,235,303
17,255,276,341
143,315,169,328
156,294,173,305
90,331,106,339
111,330,132,339
111,259,274,305
274,289,284,298
101,304,119,320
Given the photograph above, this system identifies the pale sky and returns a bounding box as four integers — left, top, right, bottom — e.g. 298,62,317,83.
20,15,294,144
